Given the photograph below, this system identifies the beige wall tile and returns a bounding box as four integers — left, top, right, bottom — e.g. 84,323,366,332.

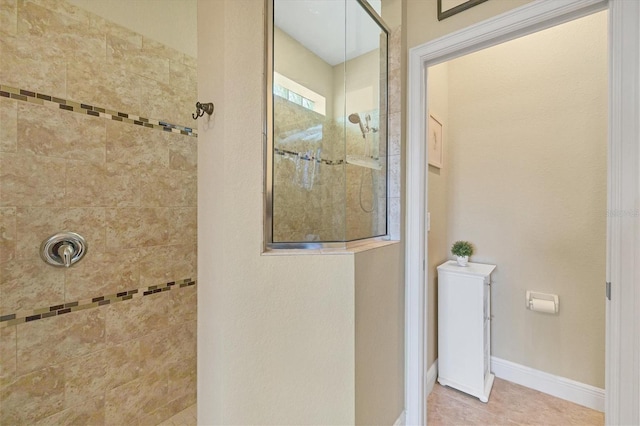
0,325,16,387
0,2,198,422
106,207,171,249
67,59,139,114
106,33,142,61
143,37,184,63
169,208,197,244
0,207,16,263
168,134,197,172
136,328,171,376
138,244,196,287
64,248,140,301
183,54,197,69
168,284,197,325
140,393,196,426
34,395,105,426
15,207,105,261
17,103,106,162
105,292,170,344
17,1,105,60
0,36,67,98
16,309,106,375
109,43,171,84
0,259,65,316
168,355,196,402
0,97,17,153
0,0,17,36
105,370,168,426
139,78,194,126
140,169,196,207
106,120,169,167
27,0,96,28
0,153,66,207
0,365,65,424
106,22,143,50
170,60,197,94
65,161,140,207
64,340,143,408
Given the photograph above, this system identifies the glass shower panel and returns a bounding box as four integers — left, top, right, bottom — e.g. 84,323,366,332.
272,0,347,243
269,0,388,246
344,1,388,241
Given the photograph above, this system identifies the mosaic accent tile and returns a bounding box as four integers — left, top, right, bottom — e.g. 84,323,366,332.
0,279,195,328
274,147,348,166
0,84,196,137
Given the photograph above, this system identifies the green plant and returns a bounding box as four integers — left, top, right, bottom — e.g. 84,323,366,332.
451,240,474,257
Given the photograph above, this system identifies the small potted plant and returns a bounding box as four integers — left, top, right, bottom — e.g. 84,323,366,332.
451,240,474,267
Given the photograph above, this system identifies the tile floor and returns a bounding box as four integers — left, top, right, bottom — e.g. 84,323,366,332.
157,404,197,426
428,378,604,425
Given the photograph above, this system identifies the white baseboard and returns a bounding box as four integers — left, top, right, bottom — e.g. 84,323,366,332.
426,359,438,395
393,410,405,426
491,356,604,412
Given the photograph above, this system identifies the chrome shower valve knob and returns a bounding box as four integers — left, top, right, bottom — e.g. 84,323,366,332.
40,232,88,268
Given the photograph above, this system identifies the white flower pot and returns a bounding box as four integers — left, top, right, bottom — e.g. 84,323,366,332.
456,255,469,267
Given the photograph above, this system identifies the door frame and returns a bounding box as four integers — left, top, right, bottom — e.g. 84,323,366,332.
405,0,640,424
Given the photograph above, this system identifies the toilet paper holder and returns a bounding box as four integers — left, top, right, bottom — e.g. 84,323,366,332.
526,291,559,314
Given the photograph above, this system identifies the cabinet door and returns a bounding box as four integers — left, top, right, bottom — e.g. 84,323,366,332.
438,273,485,390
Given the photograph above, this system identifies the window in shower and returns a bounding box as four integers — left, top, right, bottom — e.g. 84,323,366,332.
266,0,389,247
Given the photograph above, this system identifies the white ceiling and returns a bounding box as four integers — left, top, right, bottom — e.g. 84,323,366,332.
275,0,383,66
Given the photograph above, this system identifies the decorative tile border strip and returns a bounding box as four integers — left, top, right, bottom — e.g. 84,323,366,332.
274,147,345,165
0,278,196,328
0,84,197,138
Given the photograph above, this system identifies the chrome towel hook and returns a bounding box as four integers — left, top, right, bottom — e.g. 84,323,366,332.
192,101,214,119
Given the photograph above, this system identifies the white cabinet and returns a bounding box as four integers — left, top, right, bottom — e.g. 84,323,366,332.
437,261,496,402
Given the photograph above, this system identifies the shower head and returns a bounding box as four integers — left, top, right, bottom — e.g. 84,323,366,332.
348,113,366,138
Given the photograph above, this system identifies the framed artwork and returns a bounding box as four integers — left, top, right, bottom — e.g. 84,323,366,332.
438,0,489,21
428,113,443,169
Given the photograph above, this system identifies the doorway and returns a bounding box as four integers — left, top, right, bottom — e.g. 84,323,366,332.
405,0,640,425
426,5,607,413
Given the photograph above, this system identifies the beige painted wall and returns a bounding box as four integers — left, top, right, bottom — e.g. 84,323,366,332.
426,61,449,367
406,0,533,49
444,11,607,387
197,1,355,422
354,243,404,425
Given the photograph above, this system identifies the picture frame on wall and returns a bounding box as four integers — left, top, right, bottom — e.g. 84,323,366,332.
437,0,489,21
428,113,443,169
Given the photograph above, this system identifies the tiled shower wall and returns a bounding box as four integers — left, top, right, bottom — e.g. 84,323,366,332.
0,0,197,424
